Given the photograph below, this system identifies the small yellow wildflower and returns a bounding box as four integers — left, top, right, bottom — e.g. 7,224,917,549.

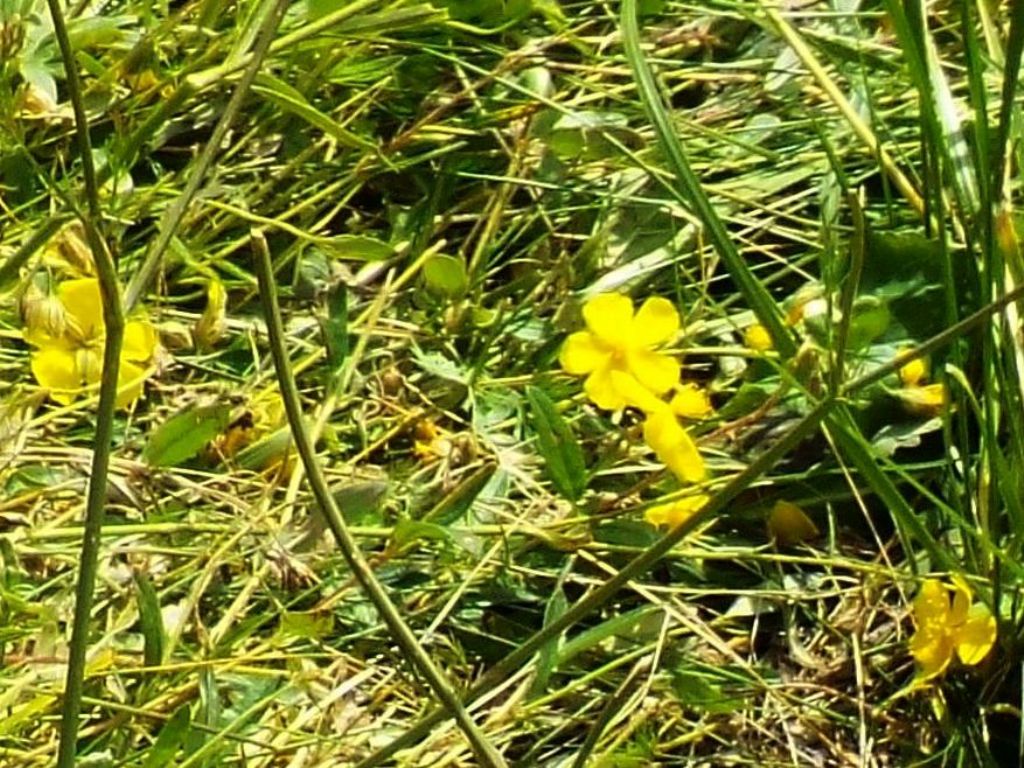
899,382,948,417
670,382,712,419
743,323,773,352
560,293,680,412
767,500,818,546
909,577,996,680
898,354,928,388
645,493,708,529
642,407,705,483
24,278,157,408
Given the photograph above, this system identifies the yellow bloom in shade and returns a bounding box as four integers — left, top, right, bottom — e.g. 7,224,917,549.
743,323,773,352
899,382,948,417
909,577,996,680
645,493,709,529
560,293,680,412
643,407,705,483
670,382,712,419
24,278,157,408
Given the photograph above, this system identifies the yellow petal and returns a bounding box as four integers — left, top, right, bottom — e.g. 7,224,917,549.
913,580,951,630
899,383,948,417
744,324,773,352
949,575,972,626
632,296,680,347
898,354,928,387
123,320,157,363
582,293,634,348
671,383,712,419
627,349,679,395
58,278,104,340
560,331,611,375
584,368,627,411
609,370,666,413
645,494,708,529
116,359,148,408
31,346,83,405
643,408,705,483
954,603,996,666
767,500,819,546
909,624,954,679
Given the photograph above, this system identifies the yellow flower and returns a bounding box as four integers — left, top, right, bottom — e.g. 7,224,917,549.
670,382,712,419
645,493,708,529
899,382,948,417
643,407,705,483
743,323,773,352
909,577,996,680
24,278,157,408
898,353,928,387
560,293,680,412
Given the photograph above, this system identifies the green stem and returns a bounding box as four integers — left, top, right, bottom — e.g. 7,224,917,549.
250,229,507,768
47,0,126,765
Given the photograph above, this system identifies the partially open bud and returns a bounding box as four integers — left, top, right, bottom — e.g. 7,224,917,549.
20,279,66,341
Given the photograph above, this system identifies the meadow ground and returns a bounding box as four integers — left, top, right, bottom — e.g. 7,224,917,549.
0,1,1021,766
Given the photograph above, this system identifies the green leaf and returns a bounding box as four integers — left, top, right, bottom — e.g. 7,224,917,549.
423,463,497,525
142,704,191,768
671,669,746,714
134,572,165,668
320,234,396,262
252,73,374,150
277,611,334,642
557,606,658,668
526,386,587,502
142,404,232,467
391,519,451,549
319,281,348,378
530,562,570,697
422,254,468,298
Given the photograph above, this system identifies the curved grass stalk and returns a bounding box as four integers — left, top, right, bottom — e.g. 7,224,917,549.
46,1,126,765
250,230,507,768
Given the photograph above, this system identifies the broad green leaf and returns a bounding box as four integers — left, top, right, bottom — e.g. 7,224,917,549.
142,404,232,467
142,704,191,768
422,253,468,298
526,386,587,502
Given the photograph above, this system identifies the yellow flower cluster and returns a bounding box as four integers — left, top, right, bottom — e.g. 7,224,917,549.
909,577,996,680
559,292,710,529
23,278,157,408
